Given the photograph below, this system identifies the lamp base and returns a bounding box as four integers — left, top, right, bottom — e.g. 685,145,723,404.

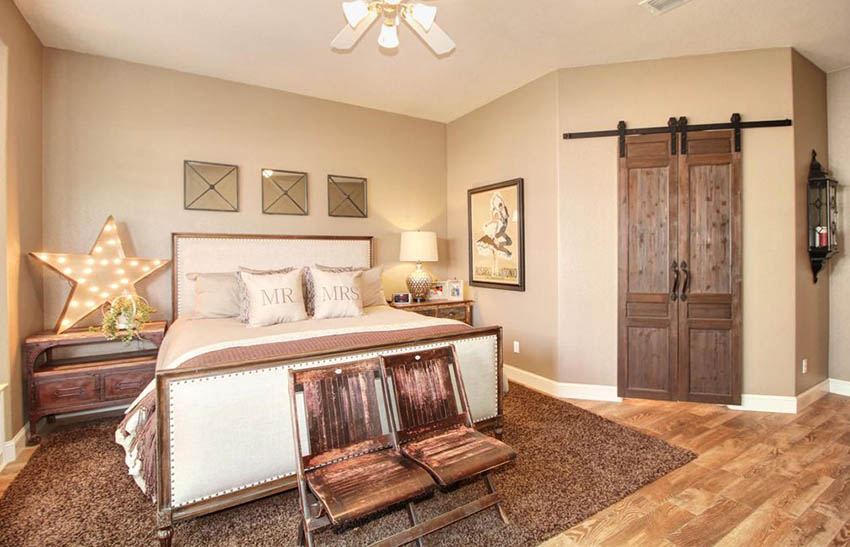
406,263,433,302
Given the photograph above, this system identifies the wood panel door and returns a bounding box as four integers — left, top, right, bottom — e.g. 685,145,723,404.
677,130,742,404
618,133,679,400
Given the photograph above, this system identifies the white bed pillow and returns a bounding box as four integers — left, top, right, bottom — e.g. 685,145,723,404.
186,272,240,318
313,265,387,308
238,269,308,327
310,268,365,320
236,266,298,323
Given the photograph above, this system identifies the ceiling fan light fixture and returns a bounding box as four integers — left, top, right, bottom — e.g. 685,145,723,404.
410,3,437,31
378,20,400,49
342,0,370,27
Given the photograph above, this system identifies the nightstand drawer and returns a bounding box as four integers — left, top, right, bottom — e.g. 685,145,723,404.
36,376,98,410
104,366,155,400
437,306,467,322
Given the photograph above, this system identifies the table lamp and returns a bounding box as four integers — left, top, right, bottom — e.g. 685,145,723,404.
400,231,438,302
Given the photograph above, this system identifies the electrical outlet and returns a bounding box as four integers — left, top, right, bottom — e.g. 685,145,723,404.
802,359,808,374
513,341,520,354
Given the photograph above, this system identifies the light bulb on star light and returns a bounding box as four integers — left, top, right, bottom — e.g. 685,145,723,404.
378,21,399,49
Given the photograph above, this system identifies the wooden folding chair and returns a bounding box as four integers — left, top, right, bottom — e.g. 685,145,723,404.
379,345,516,542
288,358,436,547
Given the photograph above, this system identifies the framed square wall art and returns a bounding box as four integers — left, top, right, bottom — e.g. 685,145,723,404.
262,169,308,215
467,178,525,291
328,174,367,218
184,160,239,212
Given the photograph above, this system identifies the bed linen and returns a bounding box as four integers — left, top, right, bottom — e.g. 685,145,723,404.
116,306,470,497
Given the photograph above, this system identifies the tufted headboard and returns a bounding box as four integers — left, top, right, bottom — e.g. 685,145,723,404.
171,233,374,320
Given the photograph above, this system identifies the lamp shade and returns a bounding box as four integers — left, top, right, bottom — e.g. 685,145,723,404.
400,231,438,262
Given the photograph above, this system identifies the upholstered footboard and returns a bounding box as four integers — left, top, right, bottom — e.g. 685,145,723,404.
155,327,502,543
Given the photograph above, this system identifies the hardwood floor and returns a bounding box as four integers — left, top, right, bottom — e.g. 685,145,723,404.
544,393,850,546
1,395,848,545
0,444,37,499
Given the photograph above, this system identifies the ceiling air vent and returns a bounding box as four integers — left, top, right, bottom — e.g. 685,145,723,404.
638,0,695,15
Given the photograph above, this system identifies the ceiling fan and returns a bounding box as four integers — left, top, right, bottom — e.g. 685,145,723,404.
331,0,456,55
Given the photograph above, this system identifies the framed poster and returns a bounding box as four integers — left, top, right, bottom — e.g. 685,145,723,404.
467,178,525,291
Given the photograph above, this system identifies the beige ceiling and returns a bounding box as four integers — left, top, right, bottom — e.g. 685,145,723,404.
14,0,850,122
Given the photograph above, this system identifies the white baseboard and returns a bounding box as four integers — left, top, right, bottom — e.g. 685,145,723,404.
830,378,850,397
504,364,621,402
727,377,846,414
2,423,28,471
727,393,798,414
797,379,831,411
503,363,849,414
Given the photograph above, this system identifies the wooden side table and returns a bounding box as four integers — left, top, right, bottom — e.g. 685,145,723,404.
389,300,474,326
23,321,167,444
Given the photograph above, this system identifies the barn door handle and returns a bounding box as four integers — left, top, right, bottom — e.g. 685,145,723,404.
670,261,679,301
680,261,690,301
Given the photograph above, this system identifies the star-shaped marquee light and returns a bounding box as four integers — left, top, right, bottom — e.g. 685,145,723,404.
30,216,169,334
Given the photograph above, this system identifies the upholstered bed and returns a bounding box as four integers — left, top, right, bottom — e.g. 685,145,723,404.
115,234,503,545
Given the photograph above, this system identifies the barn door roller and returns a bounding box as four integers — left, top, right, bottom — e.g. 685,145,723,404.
566,113,792,157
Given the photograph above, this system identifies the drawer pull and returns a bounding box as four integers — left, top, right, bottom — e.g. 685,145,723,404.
116,379,143,391
53,386,85,398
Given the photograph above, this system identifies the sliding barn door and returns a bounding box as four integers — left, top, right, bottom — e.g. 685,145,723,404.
618,133,679,400
677,130,742,404
618,129,742,404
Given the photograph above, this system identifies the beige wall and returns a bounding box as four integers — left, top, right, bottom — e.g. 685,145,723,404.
0,0,43,442
828,67,850,383
557,49,798,395
42,49,448,328
446,49,824,397
446,73,560,379
0,38,7,443
792,51,830,394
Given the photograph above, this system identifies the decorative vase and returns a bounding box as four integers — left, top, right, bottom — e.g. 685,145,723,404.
406,263,433,302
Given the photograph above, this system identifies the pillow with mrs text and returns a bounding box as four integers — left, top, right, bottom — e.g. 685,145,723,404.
314,264,387,308
310,268,365,320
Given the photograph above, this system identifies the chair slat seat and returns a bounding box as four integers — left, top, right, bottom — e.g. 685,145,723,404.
308,450,435,525
402,425,516,486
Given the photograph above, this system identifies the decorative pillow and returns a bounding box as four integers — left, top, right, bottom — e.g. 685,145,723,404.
313,265,387,308
186,272,240,318
238,269,307,327
236,266,297,323
310,268,365,320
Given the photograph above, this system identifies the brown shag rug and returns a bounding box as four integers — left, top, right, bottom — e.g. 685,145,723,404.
0,384,694,546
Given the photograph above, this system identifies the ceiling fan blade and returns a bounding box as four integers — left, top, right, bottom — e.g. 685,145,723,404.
331,10,379,50
402,12,455,56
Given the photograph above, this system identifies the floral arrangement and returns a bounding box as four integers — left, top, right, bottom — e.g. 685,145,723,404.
93,292,155,343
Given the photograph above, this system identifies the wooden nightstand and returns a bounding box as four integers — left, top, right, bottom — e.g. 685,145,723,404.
23,321,167,444
389,300,474,326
